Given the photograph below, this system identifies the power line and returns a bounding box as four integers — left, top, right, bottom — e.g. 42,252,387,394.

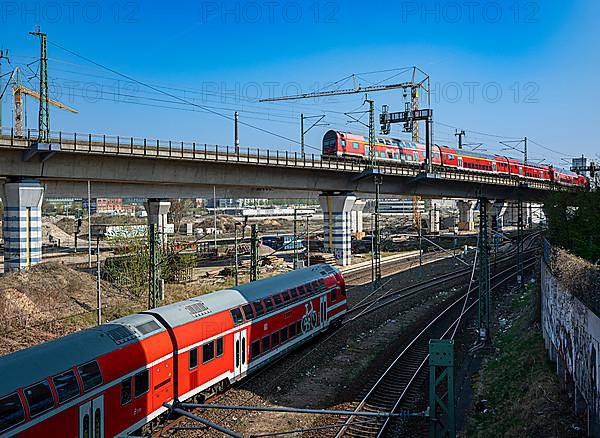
48,41,323,151
434,120,522,140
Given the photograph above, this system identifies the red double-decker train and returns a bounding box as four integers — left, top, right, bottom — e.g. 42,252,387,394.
0,264,346,437
323,130,588,187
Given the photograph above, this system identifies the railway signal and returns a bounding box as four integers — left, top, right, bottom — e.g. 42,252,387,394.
380,107,435,173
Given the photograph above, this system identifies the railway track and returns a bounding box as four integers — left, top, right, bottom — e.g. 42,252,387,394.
153,233,540,437
336,256,539,438
344,232,539,322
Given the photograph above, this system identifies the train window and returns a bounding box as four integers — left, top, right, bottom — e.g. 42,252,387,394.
189,347,199,369
280,327,289,343
78,361,103,393
290,288,299,300
340,140,346,147
230,308,244,326
242,304,254,321
394,153,399,159
120,378,132,405
352,142,359,149
387,152,393,159
83,414,90,438
296,287,305,298
235,340,240,367
264,297,274,312
52,370,80,404
94,407,101,438
253,300,265,317
289,323,297,338
251,340,261,358
272,332,280,347
242,338,246,364
365,146,370,157
0,393,25,433
331,290,338,302
406,155,412,161
296,320,302,334
24,381,54,417
273,294,283,307
262,336,271,352
203,341,215,363
216,337,224,357
134,370,149,398
401,154,406,160
380,152,386,158
282,290,291,302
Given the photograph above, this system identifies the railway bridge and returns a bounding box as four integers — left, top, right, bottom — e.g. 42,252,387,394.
0,128,572,272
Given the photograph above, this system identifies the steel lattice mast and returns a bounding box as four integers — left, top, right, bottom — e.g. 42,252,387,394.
29,28,49,143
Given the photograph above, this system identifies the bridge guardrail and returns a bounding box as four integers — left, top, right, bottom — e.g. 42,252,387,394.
0,126,565,192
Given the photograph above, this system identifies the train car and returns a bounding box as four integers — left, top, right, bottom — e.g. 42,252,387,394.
0,313,173,438
323,130,588,188
0,264,346,437
261,234,304,251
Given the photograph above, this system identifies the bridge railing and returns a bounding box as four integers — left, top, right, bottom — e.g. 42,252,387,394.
0,126,562,191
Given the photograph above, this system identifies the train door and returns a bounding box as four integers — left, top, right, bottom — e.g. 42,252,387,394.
320,295,328,328
79,395,104,438
457,157,463,168
233,329,248,379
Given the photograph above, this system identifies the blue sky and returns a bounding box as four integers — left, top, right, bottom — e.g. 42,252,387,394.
0,0,598,166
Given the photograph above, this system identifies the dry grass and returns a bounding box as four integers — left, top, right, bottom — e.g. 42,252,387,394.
552,248,600,313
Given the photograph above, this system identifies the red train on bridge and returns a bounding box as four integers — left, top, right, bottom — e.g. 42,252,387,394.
0,264,346,437
323,130,588,188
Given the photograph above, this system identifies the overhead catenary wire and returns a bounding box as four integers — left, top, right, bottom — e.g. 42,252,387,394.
47,41,324,152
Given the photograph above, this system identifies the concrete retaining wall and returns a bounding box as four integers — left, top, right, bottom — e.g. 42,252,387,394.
541,252,600,435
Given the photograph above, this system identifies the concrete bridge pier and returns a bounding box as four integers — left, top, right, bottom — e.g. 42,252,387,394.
350,200,366,239
504,201,531,228
319,192,356,266
144,199,171,247
1,180,44,272
491,200,508,239
457,200,476,232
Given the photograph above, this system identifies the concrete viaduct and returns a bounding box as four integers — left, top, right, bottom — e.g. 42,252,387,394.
0,131,564,272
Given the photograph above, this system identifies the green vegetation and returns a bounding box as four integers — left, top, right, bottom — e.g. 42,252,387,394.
544,190,600,262
467,285,578,437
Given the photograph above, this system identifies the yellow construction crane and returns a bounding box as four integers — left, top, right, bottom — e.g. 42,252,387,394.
11,67,77,137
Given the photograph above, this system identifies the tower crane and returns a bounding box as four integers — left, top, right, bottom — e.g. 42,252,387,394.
11,67,77,138
259,66,429,143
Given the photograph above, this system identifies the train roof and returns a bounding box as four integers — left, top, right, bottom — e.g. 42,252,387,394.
148,264,338,329
0,313,166,397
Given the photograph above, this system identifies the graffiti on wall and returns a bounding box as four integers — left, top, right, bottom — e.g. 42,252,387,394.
542,260,600,418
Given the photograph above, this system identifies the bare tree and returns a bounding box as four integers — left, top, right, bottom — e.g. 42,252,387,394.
169,199,192,233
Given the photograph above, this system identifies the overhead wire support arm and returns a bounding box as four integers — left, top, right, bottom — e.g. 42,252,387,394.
259,81,424,102
301,113,327,156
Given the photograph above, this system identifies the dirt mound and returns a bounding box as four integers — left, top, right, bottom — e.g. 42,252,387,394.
0,262,136,355
196,215,239,232
262,219,283,229
43,220,75,244
0,288,47,332
259,244,275,256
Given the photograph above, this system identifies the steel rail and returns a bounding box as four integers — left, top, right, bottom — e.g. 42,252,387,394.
336,257,538,437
